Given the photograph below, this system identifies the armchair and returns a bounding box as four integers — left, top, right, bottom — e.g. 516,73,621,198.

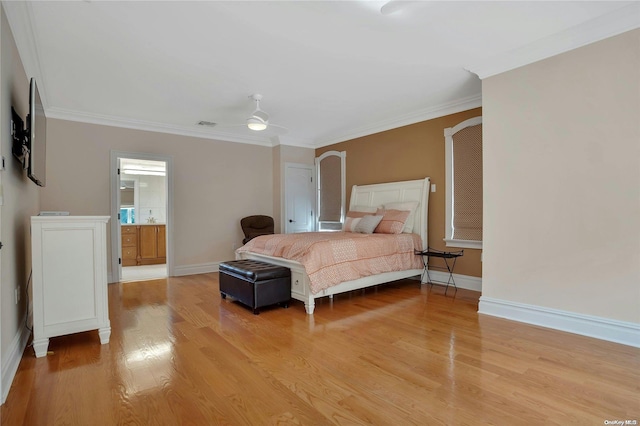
240,215,274,244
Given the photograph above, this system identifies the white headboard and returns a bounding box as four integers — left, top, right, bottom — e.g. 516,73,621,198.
349,177,430,247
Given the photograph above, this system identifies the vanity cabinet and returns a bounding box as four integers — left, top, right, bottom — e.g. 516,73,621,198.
121,225,138,266
31,216,111,357
138,224,166,265
120,224,166,266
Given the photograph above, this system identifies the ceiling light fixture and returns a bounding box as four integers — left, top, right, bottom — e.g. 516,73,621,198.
246,94,269,131
122,169,166,176
247,116,267,131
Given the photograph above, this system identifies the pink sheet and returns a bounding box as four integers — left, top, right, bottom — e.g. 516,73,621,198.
236,232,423,294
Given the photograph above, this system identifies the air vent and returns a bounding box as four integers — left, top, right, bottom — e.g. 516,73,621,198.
197,121,217,127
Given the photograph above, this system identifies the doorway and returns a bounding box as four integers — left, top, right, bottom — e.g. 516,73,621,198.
284,163,315,234
110,151,173,283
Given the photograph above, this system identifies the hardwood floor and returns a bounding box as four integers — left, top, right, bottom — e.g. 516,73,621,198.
2,274,638,425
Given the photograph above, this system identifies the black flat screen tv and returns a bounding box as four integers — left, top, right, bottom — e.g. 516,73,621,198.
27,78,46,187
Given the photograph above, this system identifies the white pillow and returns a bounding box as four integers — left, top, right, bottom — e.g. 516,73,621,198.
353,215,384,234
383,201,419,233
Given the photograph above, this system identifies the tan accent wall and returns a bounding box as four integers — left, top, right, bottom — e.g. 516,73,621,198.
317,107,483,278
482,29,640,323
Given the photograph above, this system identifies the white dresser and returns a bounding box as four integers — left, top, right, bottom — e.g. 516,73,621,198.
31,216,111,357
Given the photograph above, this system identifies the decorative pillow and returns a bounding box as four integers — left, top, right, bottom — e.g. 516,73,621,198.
343,208,377,232
383,201,419,233
374,208,411,234
353,215,384,234
344,217,363,232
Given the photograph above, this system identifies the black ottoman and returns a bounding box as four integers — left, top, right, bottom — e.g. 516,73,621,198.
219,259,291,314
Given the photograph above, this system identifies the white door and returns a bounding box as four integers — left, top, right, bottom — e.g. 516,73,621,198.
284,163,315,234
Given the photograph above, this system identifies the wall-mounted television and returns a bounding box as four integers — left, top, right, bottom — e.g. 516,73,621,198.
10,106,25,160
27,78,46,187
11,78,46,187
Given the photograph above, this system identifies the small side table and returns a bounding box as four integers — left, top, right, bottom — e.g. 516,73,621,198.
415,247,464,295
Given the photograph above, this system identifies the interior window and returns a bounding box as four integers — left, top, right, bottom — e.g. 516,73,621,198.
120,207,135,224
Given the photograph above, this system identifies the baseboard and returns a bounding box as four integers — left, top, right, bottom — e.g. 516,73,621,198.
172,262,220,277
423,270,482,292
1,321,30,404
478,296,640,348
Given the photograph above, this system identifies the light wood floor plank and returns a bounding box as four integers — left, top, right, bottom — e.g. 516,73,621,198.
1,273,638,425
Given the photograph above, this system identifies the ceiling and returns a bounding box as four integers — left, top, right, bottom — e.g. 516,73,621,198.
5,1,638,148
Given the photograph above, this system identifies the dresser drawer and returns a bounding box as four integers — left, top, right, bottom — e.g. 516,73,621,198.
122,234,137,247
122,247,137,260
291,270,307,298
121,226,137,235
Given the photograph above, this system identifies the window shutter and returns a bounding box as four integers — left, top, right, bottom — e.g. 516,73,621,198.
318,155,342,222
452,124,483,241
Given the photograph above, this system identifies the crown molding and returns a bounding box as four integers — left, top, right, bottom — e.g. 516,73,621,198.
313,94,482,148
3,1,274,148
1,1,481,151
9,1,634,150
2,1,50,107
46,107,275,147
466,2,640,80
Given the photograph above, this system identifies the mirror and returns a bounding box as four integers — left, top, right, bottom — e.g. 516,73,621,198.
316,151,346,231
120,158,167,224
120,180,136,224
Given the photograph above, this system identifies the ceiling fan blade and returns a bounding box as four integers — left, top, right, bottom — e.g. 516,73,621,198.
204,122,288,135
380,0,418,15
265,123,289,134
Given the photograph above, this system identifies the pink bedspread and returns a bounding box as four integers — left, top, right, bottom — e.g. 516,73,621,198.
236,232,423,294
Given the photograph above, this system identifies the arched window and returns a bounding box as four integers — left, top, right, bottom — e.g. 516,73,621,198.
445,117,482,249
316,151,346,231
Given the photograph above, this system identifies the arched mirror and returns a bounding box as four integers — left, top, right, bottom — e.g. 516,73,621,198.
315,151,346,231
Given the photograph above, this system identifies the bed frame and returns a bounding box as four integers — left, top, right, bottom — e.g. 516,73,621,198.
236,177,431,314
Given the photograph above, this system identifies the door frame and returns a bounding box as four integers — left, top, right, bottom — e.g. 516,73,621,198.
109,150,174,282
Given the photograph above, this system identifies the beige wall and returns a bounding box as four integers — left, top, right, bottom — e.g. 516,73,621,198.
317,108,483,278
1,8,41,391
41,120,274,269
482,29,640,324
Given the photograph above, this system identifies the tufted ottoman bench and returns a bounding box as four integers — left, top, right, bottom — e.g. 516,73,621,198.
219,259,291,314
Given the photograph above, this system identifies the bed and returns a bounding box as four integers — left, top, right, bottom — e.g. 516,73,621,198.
236,177,430,314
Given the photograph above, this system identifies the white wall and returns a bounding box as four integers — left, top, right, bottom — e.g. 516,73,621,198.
480,30,639,342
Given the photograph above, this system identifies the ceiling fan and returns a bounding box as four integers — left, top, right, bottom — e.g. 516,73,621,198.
246,94,271,131
203,94,288,135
